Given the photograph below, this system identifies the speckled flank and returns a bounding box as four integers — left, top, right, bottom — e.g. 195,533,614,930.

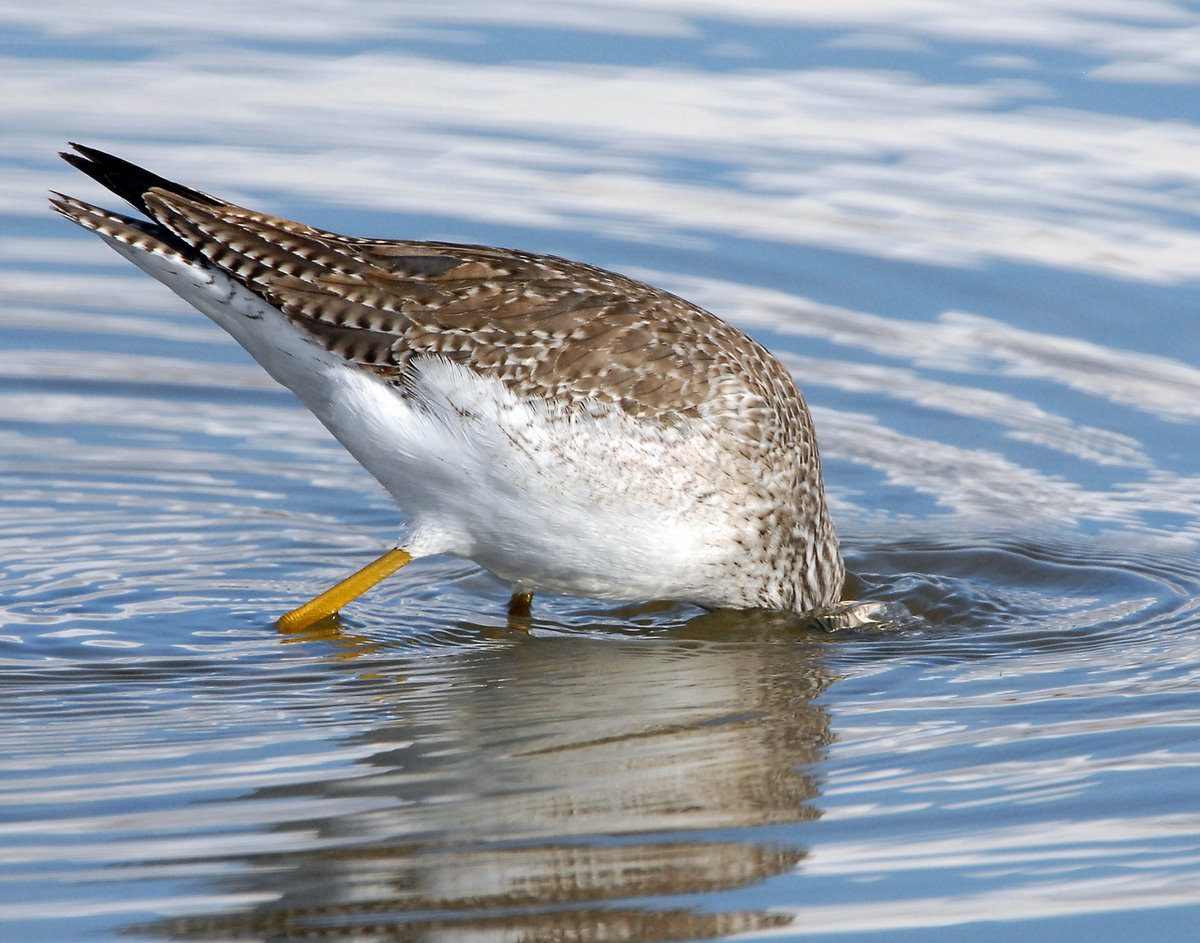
52,143,844,615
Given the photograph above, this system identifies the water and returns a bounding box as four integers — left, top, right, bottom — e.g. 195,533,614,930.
3,3,1200,940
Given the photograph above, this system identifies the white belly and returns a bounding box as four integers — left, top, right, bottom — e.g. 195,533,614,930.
104,234,742,604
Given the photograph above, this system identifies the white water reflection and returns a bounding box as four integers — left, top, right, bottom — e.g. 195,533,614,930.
671,276,1200,422
5,3,1200,282
0,637,833,940
767,804,1200,933
3,2,1200,942
764,868,1200,936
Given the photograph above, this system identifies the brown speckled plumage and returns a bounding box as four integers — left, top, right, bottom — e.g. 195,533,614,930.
51,143,844,615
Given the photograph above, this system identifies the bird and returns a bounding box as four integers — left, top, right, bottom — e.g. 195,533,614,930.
50,143,844,629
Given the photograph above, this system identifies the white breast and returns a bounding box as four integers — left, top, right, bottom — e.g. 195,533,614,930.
102,232,743,604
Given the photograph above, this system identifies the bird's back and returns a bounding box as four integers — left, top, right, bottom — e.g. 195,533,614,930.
52,144,844,614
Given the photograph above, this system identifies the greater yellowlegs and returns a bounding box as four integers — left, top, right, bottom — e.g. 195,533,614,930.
51,143,844,628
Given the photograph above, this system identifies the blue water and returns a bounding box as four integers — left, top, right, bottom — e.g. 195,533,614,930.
2,3,1200,941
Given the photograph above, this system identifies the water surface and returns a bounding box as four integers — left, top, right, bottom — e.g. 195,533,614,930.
2,3,1200,941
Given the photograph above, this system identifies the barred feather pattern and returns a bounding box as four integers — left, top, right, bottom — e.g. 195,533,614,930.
51,145,844,613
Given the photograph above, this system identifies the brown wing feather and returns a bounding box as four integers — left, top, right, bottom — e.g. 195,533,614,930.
140,188,799,428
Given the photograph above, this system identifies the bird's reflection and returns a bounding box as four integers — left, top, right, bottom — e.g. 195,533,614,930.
141,615,834,941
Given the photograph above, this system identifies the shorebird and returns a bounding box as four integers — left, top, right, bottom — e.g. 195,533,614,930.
51,143,844,628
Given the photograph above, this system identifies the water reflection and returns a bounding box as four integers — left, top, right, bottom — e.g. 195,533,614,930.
137,629,831,941
4,2,1200,939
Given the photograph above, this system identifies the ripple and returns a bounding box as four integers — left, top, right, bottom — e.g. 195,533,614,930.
3,6,1200,941
838,531,1200,655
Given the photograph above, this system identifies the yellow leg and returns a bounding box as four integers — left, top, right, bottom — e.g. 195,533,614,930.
277,547,413,631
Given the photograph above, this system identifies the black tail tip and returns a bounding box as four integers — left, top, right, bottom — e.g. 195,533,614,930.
58,142,220,215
